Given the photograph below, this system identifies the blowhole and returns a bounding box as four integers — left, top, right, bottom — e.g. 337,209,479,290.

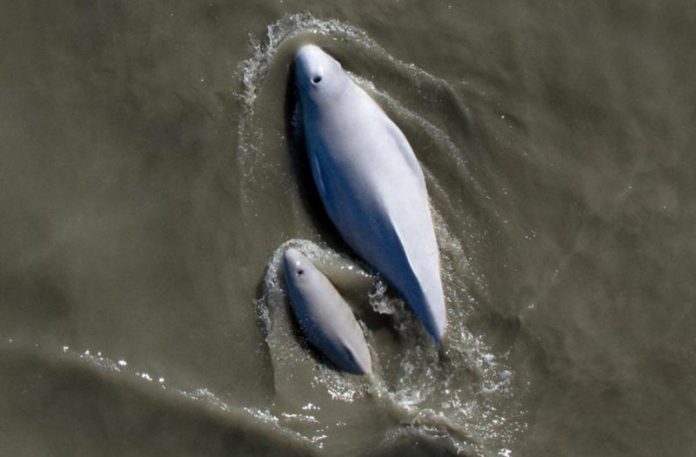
312,76,322,84
297,269,304,276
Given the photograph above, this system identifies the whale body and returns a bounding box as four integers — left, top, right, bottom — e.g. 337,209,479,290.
283,248,372,374
294,45,447,344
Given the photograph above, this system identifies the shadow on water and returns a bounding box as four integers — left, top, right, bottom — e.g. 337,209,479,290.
282,60,358,255
284,61,329,231
366,431,465,457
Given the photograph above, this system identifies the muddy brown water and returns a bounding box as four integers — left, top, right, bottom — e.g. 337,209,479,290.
1,2,695,456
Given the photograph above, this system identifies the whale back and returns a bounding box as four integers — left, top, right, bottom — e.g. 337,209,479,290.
283,248,372,374
294,45,447,344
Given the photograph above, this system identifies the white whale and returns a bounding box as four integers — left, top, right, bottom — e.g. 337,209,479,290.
283,248,372,374
294,45,447,344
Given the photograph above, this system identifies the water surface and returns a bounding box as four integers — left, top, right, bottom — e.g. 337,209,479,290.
1,2,695,456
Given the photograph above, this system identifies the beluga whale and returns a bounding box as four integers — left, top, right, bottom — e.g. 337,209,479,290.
283,247,372,374
294,45,447,344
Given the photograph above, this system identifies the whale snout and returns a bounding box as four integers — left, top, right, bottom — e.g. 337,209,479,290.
283,247,302,262
294,45,326,68
283,248,305,273
294,45,328,87
294,44,346,96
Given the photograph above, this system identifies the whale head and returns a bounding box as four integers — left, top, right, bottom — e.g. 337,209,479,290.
294,45,348,106
283,247,321,295
283,247,310,280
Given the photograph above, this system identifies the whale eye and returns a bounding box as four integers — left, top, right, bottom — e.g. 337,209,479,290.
297,269,304,276
312,76,322,84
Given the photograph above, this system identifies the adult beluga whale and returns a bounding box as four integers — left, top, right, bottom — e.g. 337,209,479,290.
294,45,447,344
283,248,372,374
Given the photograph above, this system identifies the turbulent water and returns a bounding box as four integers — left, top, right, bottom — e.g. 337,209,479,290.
1,2,695,456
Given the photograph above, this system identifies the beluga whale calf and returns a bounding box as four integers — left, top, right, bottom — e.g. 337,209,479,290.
294,45,447,344
283,247,372,374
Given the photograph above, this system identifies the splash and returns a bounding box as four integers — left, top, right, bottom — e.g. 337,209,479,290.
258,239,524,455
